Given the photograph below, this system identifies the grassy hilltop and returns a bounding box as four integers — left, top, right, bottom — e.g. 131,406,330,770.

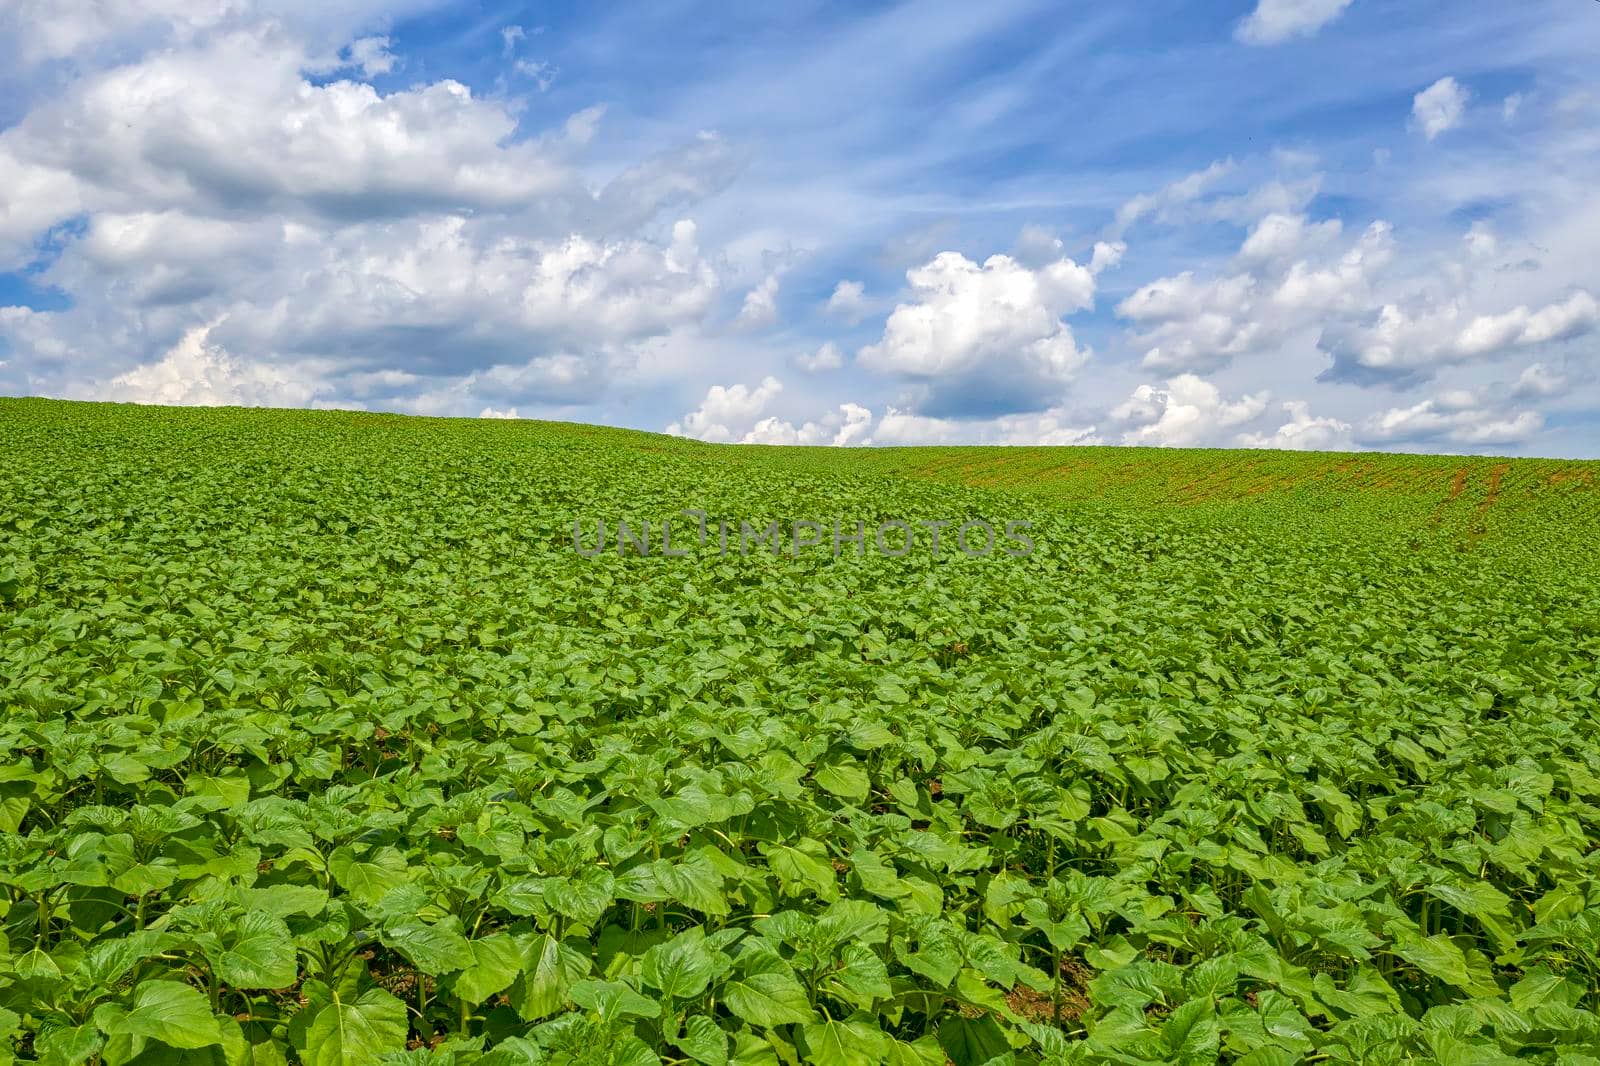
2,397,1599,1063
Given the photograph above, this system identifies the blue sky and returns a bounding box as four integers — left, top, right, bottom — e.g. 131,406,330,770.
1,0,1597,455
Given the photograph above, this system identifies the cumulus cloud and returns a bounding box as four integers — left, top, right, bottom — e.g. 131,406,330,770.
1238,212,1342,265
0,31,588,254
1111,374,1270,447
594,132,743,232
824,280,868,323
343,36,396,78
1089,240,1126,275
794,342,845,373
735,274,781,329
1236,0,1354,45
5,213,720,411
1511,361,1567,399
1237,400,1354,450
743,402,874,446
857,250,1096,416
1114,159,1234,234
1361,392,1543,448
666,376,785,442
1115,182,1597,392
1320,289,1597,385
1413,77,1469,140
1118,217,1392,372
98,323,328,408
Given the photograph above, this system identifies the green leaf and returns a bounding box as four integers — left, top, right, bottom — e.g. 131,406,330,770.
380,919,474,976
451,933,527,1005
882,1036,945,1066
1392,931,1471,988
100,981,222,1050
814,899,889,949
513,934,592,1020
206,912,298,990
569,979,661,1021
641,927,725,1000
328,848,409,907
721,963,818,1028
814,761,870,803
801,1013,890,1066
1161,998,1220,1059
765,845,839,902
303,988,408,1066
937,1015,1009,1066
827,944,892,1005
545,868,617,927
675,1015,730,1066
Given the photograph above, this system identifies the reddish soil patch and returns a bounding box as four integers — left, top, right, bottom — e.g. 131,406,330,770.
1477,463,1510,519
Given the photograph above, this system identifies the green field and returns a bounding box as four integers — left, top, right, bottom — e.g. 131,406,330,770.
2,397,1599,1065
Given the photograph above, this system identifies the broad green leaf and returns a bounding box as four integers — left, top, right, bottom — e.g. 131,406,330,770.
380,919,473,976
513,934,592,1020
721,965,818,1028
206,912,298,990
451,933,527,1005
641,927,725,1000
99,981,222,1050
801,1014,890,1066
303,988,408,1066
675,1015,730,1066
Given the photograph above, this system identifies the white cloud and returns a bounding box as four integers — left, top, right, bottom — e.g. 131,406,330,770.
1118,218,1393,373
868,408,969,445
1463,221,1497,259
513,59,558,92
593,132,742,233
743,402,873,446
794,341,845,372
1112,374,1270,447
1237,400,1353,450
3,0,236,65
824,279,868,323
1118,190,1597,389
344,36,395,77
2,205,722,414
1413,77,1469,141
1502,93,1524,122
100,323,327,408
1456,291,1598,355
1089,240,1126,275
666,376,784,442
479,406,521,419
1115,159,1234,233
1361,394,1543,447
858,250,1095,415
1511,361,1567,399
1239,212,1342,265
735,274,781,329
1236,0,1354,46
831,403,875,446
1322,289,1597,384
0,35,584,265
